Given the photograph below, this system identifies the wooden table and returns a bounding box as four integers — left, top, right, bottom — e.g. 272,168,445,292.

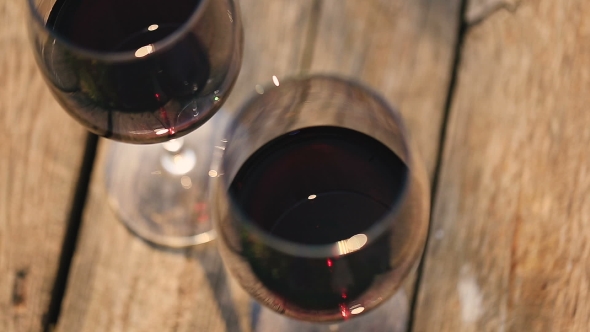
2,0,589,331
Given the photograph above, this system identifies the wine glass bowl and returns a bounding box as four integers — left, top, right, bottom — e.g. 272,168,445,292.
211,75,430,323
28,0,242,143
27,0,243,247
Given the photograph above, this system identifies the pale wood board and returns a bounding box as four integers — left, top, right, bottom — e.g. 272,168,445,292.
56,1,317,331
309,0,463,177
415,0,590,331
0,1,89,332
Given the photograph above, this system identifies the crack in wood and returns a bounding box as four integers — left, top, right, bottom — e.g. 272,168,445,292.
12,269,29,311
466,0,522,26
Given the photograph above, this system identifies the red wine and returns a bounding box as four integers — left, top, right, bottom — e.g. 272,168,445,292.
48,0,201,52
39,0,238,143
228,126,409,317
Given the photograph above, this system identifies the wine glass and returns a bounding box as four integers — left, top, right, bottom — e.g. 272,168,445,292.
210,75,430,330
27,0,243,247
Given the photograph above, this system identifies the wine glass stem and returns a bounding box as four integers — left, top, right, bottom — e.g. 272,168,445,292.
160,138,198,176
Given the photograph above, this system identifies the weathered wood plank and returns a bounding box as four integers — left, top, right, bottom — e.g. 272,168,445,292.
56,1,316,331
0,1,89,331
309,0,462,176
415,0,590,331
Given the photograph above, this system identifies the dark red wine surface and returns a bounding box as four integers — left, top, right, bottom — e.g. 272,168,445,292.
48,0,201,52
229,126,409,313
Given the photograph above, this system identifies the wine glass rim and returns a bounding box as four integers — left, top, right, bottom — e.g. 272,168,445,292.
218,74,417,259
27,0,212,62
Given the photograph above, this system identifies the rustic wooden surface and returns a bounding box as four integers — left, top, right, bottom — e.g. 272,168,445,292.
8,0,590,331
415,0,590,331
0,2,89,332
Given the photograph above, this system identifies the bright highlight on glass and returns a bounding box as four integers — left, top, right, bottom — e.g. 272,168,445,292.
350,306,365,315
336,233,368,255
181,176,192,189
155,129,169,135
134,44,154,57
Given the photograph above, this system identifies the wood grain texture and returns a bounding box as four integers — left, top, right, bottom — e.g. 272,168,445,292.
309,0,462,176
56,1,316,331
415,0,590,331
0,1,88,332
222,0,314,112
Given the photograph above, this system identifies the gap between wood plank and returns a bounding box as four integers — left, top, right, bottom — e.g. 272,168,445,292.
43,133,99,332
407,0,469,331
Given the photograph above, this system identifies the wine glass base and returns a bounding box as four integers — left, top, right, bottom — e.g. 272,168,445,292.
104,110,232,248
251,288,409,332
